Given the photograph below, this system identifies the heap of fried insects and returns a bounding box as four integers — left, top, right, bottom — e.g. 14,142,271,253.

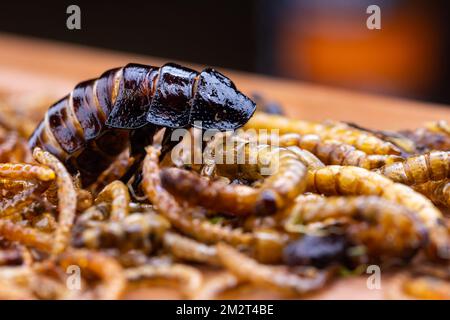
0,93,448,300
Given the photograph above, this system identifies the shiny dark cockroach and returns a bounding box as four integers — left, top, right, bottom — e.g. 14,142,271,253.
28,63,256,185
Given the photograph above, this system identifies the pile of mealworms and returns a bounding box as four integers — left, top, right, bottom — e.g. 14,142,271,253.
0,93,448,300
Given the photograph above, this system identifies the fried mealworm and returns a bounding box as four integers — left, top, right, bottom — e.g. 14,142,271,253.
216,243,330,296
125,263,203,298
274,133,404,169
95,180,130,221
72,212,170,253
161,145,307,216
400,128,450,152
285,195,426,261
162,232,220,266
0,181,47,218
307,165,448,260
33,147,77,255
143,146,254,246
0,163,55,181
245,113,402,155
376,151,449,186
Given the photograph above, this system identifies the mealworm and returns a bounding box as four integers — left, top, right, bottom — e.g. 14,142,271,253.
216,243,330,296
161,145,307,216
414,179,450,208
125,263,203,299
143,146,254,246
162,232,220,266
307,165,448,260
245,113,402,155
376,151,449,186
33,147,77,255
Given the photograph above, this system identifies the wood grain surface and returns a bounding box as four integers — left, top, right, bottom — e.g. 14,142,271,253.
0,33,447,300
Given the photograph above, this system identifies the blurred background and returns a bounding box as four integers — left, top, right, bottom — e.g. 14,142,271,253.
0,0,449,104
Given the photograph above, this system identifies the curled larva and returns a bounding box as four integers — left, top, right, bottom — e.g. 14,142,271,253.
307,165,448,261
0,219,53,252
143,146,254,246
161,145,307,216
33,147,76,255
285,195,426,262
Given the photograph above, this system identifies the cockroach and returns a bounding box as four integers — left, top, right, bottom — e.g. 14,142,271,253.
28,63,256,186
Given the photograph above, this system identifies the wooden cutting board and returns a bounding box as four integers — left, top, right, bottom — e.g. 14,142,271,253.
0,33,448,300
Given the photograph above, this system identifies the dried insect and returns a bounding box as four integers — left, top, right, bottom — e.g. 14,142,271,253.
271,133,404,169
143,146,254,246
414,180,450,208
125,263,203,298
216,243,331,296
284,196,426,263
0,219,53,252
245,113,402,155
307,165,448,260
162,232,220,266
72,212,170,253
33,147,77,255
400,128,450,152
345,122,418,155
28,63,256,186
0,163,55,182
161,145,307,216
0,181,47,218
376,151,449,186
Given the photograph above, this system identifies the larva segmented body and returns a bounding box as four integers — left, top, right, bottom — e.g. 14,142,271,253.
29,63,256,185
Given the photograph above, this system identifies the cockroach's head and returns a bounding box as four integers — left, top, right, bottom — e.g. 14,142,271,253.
189,68,256,131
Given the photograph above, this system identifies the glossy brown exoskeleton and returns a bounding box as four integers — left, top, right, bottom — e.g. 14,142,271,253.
28,63,256,185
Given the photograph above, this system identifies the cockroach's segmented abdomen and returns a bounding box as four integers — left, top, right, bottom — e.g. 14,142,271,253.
29,63,256,186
